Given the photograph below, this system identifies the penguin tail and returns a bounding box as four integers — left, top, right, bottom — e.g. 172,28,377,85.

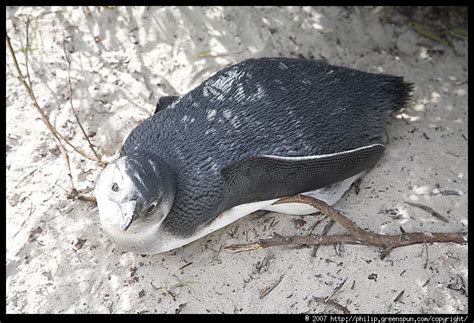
381,77,414,112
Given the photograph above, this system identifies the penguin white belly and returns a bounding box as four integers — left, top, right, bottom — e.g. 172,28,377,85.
158,199,280,252
157,172,364,253
260,172,364,214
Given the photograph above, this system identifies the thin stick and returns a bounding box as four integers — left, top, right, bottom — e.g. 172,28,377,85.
311,219,334,258
308,215,327,236
224,232,466,253
259,274,285,299
326,277,348,301
405,201,449,223
423,243,429,269
6,33,77,194
62,35,102,164
379,246,394,260
14,157,55,188
10,25,104,166
393,290,405,303
24,17,34,93
55,130,99,162
178,262,193,271
224,195,467,255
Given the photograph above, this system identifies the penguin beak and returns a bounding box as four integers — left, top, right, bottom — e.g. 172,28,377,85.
118,201,138,231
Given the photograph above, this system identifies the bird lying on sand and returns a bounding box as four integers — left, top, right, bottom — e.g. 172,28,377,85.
95,57,412,254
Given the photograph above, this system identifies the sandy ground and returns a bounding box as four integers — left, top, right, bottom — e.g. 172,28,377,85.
6,6,468,314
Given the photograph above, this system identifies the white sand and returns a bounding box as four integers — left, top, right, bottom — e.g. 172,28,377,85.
6,6,467,313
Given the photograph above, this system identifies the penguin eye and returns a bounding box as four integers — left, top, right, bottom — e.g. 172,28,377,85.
147,202,157,213
111,183,119,192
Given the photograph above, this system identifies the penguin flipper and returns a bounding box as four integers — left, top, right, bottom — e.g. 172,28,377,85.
222,144,385,206
154,96,180,114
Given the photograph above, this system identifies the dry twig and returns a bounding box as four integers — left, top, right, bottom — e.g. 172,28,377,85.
308,215,327,236
311,219,334,258
178,262,193,271
259,274,285,299
393,290,405,303
326,277,348,301
405,201,449,223
224,195,467,257
7,32,77,195
7,24,104,201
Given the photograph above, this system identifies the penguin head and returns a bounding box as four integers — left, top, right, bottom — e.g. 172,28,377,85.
95,152,176,237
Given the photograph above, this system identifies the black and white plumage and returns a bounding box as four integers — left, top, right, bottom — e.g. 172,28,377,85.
95,57,412,254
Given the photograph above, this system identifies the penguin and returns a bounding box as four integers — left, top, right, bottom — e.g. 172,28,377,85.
95,57,413,254
154,95,179,114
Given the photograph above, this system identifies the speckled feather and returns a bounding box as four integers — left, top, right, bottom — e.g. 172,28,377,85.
121,57,412,237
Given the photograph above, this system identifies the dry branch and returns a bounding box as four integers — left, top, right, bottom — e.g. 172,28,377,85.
7,33,77,195
24,17,34,94
7,25,103,202
224,194,467,257
259,274,285,299
405,201,449,223
311,219,334,258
